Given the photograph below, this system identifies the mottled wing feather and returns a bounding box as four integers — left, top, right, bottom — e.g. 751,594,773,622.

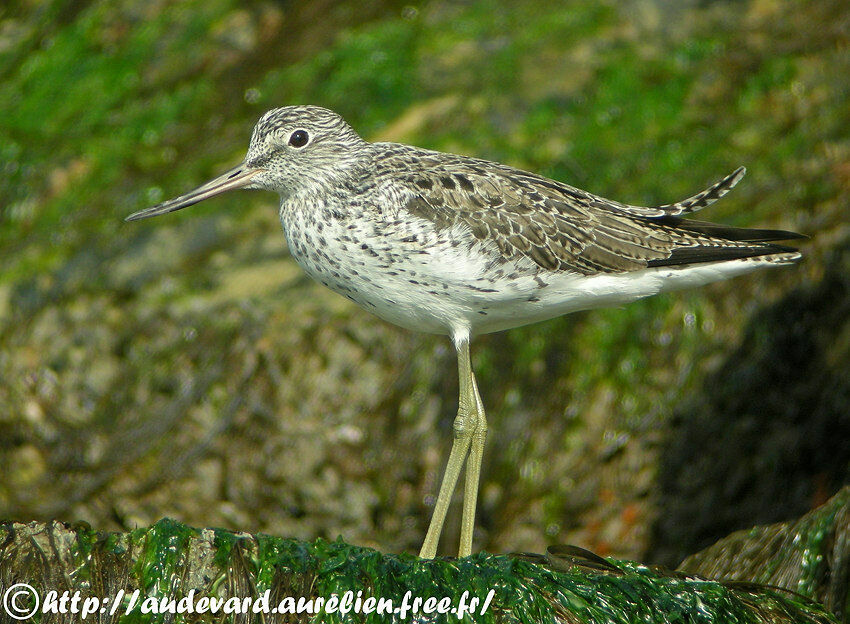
386,147,799,275
611,166,748,218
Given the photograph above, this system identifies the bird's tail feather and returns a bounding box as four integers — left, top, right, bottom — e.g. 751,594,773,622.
654,166,747,216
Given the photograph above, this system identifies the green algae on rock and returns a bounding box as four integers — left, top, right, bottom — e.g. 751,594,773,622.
1,515,840,624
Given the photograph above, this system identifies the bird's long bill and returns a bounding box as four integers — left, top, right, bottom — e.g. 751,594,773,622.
125,163,264,221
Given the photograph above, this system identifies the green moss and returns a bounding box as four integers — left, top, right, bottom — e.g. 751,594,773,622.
788,489,845,597
211,526,239,569
65,521,100,584
258,19,421,135
133,518,199,595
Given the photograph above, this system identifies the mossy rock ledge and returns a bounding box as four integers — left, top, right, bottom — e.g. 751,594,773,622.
2,487,847,624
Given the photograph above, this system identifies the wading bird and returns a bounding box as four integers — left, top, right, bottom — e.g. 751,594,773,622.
127,106,802,558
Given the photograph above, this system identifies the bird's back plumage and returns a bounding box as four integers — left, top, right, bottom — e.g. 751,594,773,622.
371,144,801,277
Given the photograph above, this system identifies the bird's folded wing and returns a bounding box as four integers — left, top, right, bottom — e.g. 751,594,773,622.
397,158,800,275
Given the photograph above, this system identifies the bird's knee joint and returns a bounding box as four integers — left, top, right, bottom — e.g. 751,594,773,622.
453,412,474,438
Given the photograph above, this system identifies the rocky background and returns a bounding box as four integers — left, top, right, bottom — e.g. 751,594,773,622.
0,0,848,565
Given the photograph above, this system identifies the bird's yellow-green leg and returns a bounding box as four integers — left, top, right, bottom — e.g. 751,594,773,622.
459,368,486,557
419,337,483,559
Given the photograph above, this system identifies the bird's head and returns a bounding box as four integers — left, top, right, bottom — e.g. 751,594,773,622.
125,105,367,222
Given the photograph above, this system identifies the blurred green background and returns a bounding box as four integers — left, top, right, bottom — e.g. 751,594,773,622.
1,0,848,564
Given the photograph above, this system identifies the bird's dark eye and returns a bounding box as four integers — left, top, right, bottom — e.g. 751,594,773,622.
288,130,309,148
